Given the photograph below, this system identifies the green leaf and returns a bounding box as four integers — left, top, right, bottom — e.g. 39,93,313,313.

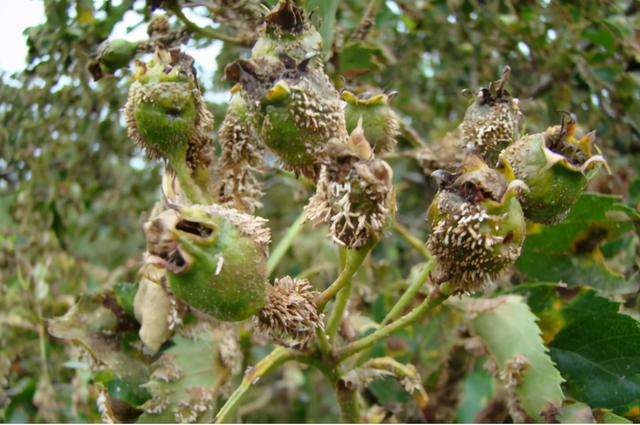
516,193,639,295
593,408,632,423
48,292,150,418
338,42,384,78
137,324,239,423
306,0,340,57
549,291,640,421
47,293,147,380
414,305,464,381
456,361,496,423
460,295,564,422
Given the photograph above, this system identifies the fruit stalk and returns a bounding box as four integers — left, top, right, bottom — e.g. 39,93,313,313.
335,282,452,363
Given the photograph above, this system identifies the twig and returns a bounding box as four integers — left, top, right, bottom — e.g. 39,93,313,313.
214,346,295,423
315,328,331,359
325,247,350,344
381,257,436,326
335,283,451,363
335,379,361,422
325,280,351,344
315,241,375,311
171,159,208,204
169,3,247,45
352,0,383,42
352,258,436,367
392,220,431,260
267,210,306,276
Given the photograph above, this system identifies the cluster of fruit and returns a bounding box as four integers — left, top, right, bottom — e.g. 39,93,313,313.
118,0,399,353
427,69,609,293
110,0,608,354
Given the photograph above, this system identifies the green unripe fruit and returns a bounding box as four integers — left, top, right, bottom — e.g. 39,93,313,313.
99,39,138,73
125,60,198,163
132,81,197,161
261,76,347,177
427,156,527,293
144,205,270,322
89,38,138,80
342,90,399,154
498,117,609,224
125,51,215,205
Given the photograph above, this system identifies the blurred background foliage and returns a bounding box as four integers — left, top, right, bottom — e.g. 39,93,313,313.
0,0,639,422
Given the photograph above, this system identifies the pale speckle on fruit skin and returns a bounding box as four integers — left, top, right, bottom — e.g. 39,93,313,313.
460,92,523,165
305,154,393,249
426,177,525,294
215,95,265,214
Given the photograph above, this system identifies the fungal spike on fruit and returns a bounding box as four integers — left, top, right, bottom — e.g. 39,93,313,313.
305,147,394,249
255,276,324,349
214,93,265,213
427,157,526,293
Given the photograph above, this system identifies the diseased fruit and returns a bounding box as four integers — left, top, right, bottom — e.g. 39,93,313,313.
88,38,138,80
214,93,265,213
144,204,270,322
427,155,527,293
225,54,348,178
305,124,394,249
124,49,214,171
459,66,523,166
255,276,323,349
251,0,324,69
